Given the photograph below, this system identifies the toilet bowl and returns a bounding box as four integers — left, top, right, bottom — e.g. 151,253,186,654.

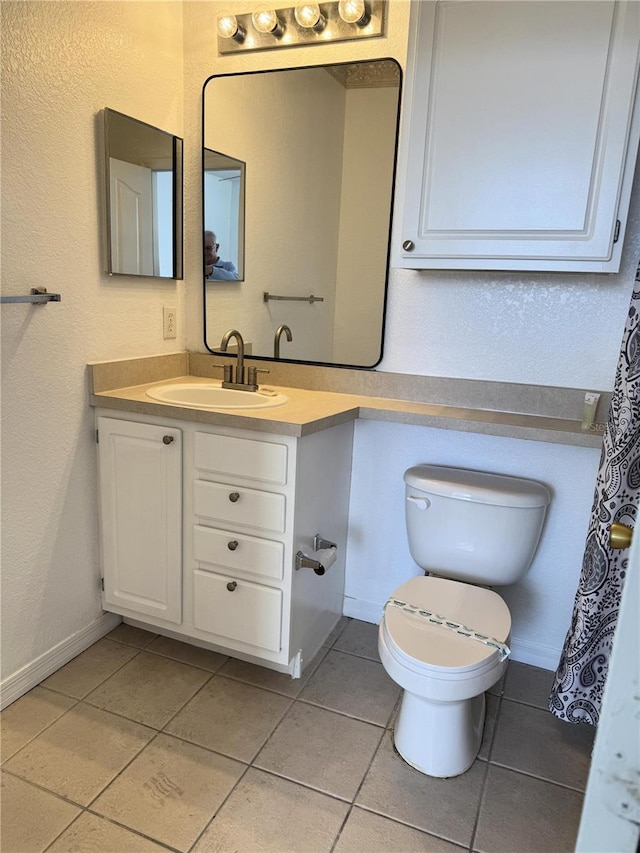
378,465,550,778
379,575,511,777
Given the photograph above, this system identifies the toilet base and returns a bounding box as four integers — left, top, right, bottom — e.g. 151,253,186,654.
393,689,486,778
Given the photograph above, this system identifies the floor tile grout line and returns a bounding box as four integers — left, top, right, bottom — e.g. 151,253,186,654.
486,759,590,794
329,723,387,852
353,800,472,850
43,807,181,853
469,693,501,853
353,802,471,852
41,645,145,705
181,760,255,853
135,644,231,676
0,693,83,765
84,729,164,811
293,694,394,728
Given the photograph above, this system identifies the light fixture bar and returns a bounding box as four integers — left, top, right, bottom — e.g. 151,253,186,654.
217,0,386,54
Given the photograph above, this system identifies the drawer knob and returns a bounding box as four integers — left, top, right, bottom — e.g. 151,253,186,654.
162,435,174,445
226,581,238,592
227,540,239,551
229,492,240,503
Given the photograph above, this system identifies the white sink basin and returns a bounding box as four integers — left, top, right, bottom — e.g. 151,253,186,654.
145,382,288,410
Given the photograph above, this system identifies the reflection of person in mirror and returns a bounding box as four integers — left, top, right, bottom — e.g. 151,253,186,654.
204,230,238,280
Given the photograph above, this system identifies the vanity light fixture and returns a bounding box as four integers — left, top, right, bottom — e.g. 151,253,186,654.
217,13,246,43
294,2,327,32
251,6,285,37
217,0,386,54
338,0,370,26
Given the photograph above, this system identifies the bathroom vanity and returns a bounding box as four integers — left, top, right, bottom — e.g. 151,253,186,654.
89,354,607,674
96,410,353,676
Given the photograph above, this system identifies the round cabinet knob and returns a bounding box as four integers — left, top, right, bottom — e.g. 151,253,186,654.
226,581,237,592
402,240,415,252
162,435,174,445
227,540,239,551
229,492,240,503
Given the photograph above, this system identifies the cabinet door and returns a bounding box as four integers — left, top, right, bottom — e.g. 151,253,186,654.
97,417,182,623
393,0,640,272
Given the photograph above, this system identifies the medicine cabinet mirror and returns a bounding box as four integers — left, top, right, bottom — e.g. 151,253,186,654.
204,148,246,281
104,108,183,279
203,59,401,367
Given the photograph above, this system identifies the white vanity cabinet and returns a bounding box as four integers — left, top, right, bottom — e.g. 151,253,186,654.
96,416,182,624
392,0,640,273
95,410,353,676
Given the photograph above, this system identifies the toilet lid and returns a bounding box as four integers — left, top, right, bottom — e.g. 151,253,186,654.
384,576,511,673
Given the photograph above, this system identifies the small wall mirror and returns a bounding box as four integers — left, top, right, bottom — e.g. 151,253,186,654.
203,59,401,367
204,148,245,281
104,108,183,279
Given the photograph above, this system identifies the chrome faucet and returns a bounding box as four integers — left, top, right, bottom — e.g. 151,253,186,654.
219,329,246,389
274,324,293,358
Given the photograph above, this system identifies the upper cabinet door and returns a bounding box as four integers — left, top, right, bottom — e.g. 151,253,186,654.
392,1,640,272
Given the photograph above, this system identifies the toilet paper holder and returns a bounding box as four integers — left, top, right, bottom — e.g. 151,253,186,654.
295,535,337,576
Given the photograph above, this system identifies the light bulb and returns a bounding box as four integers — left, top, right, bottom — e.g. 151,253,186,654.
217,14,245,42
251,7,285,36
338,0,370,26
294,3,326,30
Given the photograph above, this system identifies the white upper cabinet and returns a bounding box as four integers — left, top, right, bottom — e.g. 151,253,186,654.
392,1,640,272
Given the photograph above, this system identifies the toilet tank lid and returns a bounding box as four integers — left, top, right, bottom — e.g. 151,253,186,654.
404,465,551,508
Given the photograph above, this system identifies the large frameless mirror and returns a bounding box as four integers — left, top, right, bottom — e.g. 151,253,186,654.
104,108,183,279
203,59,401,367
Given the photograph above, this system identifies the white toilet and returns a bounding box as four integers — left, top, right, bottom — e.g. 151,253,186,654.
378,464,550,778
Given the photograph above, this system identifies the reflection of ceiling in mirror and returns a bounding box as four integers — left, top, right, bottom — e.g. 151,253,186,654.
325,60,400,89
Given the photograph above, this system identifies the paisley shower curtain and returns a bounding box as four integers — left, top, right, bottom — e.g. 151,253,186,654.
549,260,640,726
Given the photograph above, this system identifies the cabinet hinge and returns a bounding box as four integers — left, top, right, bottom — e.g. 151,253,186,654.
613,219,621,244
100,577,104,591
95,429,99,444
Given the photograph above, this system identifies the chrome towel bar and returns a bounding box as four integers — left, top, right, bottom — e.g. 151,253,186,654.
263,291,324,304
1,288,61,305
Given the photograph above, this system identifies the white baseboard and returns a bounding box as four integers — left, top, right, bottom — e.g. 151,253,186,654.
342,596,383,624
343,597,561,673
509,637,561,672
0,612,121,710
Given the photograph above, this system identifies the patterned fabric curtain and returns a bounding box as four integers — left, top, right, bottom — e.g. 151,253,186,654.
549,261,640,725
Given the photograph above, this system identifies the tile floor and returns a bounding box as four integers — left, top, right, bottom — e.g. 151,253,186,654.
1,619,595,853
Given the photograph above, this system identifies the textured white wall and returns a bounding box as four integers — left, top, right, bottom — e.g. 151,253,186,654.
1,1,185,682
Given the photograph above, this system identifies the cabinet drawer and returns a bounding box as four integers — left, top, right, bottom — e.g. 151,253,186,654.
194,481,286,533
193,525,284,581
193,569,282,652
195,432,288,484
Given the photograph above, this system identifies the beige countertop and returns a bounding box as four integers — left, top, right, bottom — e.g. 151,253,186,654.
90,374,604,448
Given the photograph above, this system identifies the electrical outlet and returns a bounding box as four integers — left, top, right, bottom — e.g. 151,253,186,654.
163,306,177,339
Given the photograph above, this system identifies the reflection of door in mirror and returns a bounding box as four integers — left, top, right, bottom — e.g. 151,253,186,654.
203,60,401,369
204,149,245,281
104,109,183,280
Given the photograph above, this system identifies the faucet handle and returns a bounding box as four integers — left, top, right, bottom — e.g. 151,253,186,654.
212,362,233,383
247,367,269,387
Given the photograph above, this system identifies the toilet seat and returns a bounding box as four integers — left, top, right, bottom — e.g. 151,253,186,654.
383,576,511,676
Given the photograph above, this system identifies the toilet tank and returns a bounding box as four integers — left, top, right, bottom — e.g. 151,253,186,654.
404,465,551,585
